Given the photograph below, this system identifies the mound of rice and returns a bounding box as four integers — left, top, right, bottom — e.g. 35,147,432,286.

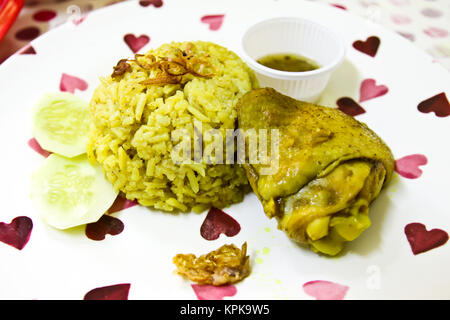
87,41,258,212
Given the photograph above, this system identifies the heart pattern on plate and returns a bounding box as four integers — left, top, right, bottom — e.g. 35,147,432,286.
108,196,138,214
359,78,389,102
85,215,124,241
404,223,449,255
15,27,40,41
83,283,131,300
0,216,33,250
191,284,237,300
59,73,88,93
303,280,349,300
200,15,225,31
423,27,448,38
336,97,366,116
352,36,381,57
331,3,347,10
417,92,450,117
200,207,241,240
2,0,449,300
124,34,150,53
395,154,427,179
28,138,51,157
19,45,36,55
139,0,163,8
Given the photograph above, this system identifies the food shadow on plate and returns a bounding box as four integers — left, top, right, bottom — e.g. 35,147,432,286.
317,59,361,108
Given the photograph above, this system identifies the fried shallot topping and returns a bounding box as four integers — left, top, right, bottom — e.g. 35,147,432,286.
173,242,250,286
111,59,131,78
110,44,216,84
133,44,216,86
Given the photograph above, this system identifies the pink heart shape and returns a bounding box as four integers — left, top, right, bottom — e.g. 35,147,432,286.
303,280,349,300
352,36,380,57
191,284,237,300
421,8,442,18
395,154,427,179
0,216,33,250
200,15,225,31
417,92,450,118
124,34,150,53
84,283,131,300
359,78,389,102
59,73,88,93
423,27,448,38
85,215,124,241
336,97,366,116
391,14,411,25
389,0,410,6
28,138,51,157
405,223,448,255
200,207,241,240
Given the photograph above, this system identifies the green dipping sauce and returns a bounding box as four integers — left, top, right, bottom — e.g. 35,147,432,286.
257,53,320,72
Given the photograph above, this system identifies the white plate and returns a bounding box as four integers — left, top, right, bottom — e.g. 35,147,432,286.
0,0,449,300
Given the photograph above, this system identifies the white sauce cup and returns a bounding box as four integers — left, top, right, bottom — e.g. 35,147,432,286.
241,17,345,103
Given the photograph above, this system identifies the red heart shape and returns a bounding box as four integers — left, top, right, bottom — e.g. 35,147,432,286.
139,0,163,8
124,34,150,53
19,45,36,55
200,207,241,240
33,9,57,22
405,223,448,255
359,78,389,102
85,215,124,241
200,15,225,31
353,36,380,57
395,154,427,179
336,97,366,116
84,283,131,300
28,138,51,157
303,280,349,300
331,3,347,10
0,216,33,250
108,196,138,214
417,92,450,117
15,26,40,41
191,284,237,300
59,73,88,93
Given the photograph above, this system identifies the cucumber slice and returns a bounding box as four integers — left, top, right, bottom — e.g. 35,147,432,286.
32,92,90,158
31,154,118,230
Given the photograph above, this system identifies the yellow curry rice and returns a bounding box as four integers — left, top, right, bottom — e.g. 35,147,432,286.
87,41,257,212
